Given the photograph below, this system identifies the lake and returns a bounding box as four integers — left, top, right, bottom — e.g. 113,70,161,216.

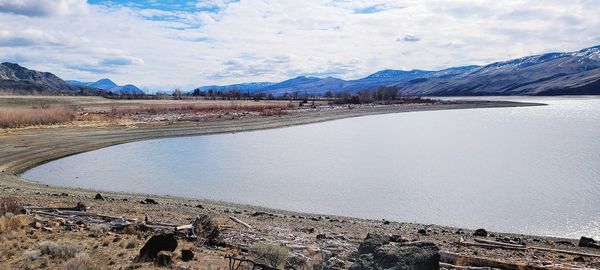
23,96,600,239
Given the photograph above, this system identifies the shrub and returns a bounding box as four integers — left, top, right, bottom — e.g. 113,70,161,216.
24,250,41,261
0,196,23,216
250,242,289,268
39,241,80,259
63,252,96,270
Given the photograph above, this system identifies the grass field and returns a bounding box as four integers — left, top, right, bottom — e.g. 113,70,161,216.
0,96,316,128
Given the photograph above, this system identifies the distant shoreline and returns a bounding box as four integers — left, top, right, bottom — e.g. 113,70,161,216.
1,100,541,175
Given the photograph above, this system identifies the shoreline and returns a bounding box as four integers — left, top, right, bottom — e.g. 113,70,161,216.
5,100,600,269
3,100,540,175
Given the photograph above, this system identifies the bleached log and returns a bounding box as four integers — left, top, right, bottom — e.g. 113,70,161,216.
229,216,252,229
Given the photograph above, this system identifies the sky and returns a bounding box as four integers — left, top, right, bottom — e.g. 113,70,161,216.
1,0,599,92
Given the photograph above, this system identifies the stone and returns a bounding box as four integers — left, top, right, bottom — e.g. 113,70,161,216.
579,237,600,248
357,233,391,254
75,202,87,211
181,249,194,262
141,198,158,205
417,229,427,235
94,193,104,200
473,228,488,237
350,233,440,270
135,233,177,262
154,251,172,267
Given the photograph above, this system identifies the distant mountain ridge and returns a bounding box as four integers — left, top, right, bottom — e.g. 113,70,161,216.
196,45,600,96
67,78,144,95
0,62,103,95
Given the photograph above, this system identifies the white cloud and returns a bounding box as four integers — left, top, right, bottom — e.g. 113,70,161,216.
0,0,88,16
0,0,599,91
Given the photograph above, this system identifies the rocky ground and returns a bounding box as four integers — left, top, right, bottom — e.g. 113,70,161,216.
3,99,598,270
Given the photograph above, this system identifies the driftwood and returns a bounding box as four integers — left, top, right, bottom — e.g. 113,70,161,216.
458,241,527,251
229,216,253,229
474,238,526,248
225,255,279,270
439,262,492,270
441,251,542,270
460,239,600,259
528,247,600,259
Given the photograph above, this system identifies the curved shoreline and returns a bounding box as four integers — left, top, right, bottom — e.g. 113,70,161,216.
3,100,540,175
5,100,600,269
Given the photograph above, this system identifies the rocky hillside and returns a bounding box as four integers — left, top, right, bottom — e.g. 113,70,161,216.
0,63,103,95
197,45,600,96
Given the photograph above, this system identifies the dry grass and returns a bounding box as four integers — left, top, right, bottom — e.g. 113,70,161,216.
0,196,23,216
0,213,31,234
0,107,76,128
250,242,289,268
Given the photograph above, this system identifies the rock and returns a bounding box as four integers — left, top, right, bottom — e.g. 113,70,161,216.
181,249,194,262
350,233,440,270
455,229,464,235
574,256,585,262
30,221,42,229
251,211,269,217
579,237,600,248
141,198,158,205
154,251,172,267
75,202,87,211
357,233,391,254
389,235,408,243
135,233,177,262
195,204,204,209
383,220,390,225
317,233,328,240
94,193,104,200
473,228,488,237
417,229,427,235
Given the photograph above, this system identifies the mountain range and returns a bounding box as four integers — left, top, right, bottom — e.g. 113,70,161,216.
66,79,144,95
0,62,103,95
197,45,600,96
1,45,599,96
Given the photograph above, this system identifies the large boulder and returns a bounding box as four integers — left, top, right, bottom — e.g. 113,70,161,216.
135,233,177,262
579,237,600,248
350,233,440,270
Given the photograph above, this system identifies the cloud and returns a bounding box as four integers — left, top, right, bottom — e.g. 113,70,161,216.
0,0,599,91
0,0,88,17
398,35,420,42
0,29,68,47
100,56,144,66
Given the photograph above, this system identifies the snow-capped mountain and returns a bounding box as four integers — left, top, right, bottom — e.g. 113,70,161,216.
67,78,144,95
195,45,600,96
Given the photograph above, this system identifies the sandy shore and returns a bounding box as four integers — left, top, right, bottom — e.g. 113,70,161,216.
3,100,600,269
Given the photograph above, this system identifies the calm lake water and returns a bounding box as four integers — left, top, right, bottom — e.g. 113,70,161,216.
23,97,600,239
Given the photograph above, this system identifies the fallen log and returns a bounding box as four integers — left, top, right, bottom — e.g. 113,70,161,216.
474,238,526,248
457,241,526,251
529,247,600,259
229,216,252,229
441,251,541,270
459,240,600,259
439,262,491,270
